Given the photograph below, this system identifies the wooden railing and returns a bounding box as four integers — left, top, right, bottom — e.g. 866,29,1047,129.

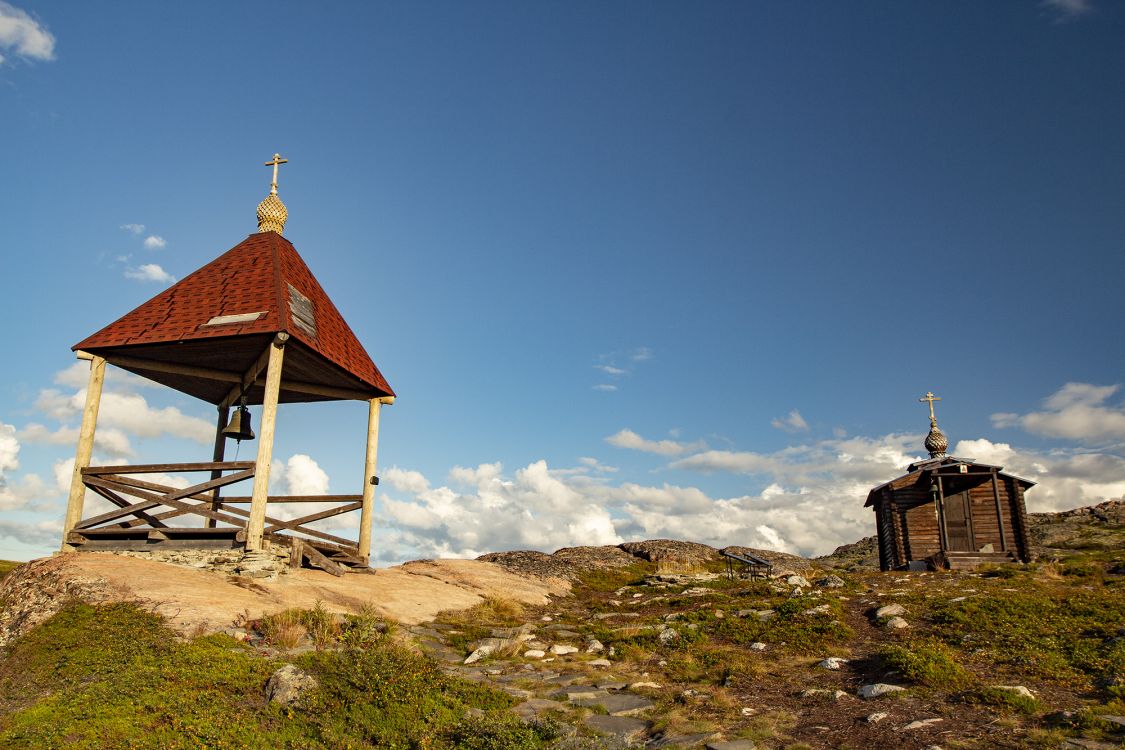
67,462,365,572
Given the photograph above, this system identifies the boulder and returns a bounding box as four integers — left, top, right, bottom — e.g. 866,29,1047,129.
875,603,906,618
884,616,910,629
817,657,848,670
858,683,906,699
265,664,318,706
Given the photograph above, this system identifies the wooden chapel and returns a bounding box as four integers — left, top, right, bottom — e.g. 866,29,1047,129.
865,393,1034,571
60,154,395,574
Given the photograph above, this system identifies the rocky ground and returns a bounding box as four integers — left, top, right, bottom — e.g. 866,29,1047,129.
0,501,1122,749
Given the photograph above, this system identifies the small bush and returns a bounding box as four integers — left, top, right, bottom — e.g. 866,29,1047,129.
300,601,341,650
441,712,560,750
258,609,306,649
880,638,971,690
961,686,1041,714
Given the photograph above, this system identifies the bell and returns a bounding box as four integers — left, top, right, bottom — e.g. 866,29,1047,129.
222,405,255,442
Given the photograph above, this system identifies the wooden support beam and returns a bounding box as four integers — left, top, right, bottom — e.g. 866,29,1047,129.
78,475,254,530
88,483,169,529
301,543,347,577
219,342,275,410
207,406,230,529
991,469,1008,552
83,461,254,475
262,377,374,402
246,337,286,551
263,501,363,536
357,397,386,564
62,354,106,552
218,495,364,503
104,355,241,384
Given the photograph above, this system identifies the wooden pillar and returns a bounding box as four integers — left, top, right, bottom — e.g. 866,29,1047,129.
990,469,1008,552
245,335,286,552
206,405,230,529
61,353,106,551
358,395,393,564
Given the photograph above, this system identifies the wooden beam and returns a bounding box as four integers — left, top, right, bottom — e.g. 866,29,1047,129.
246,338,286,551
83,461,254,475
266,378,374,402
62,355,106,552
75,469,254,528
219,340,276,410
104,355,241,384
358,398,382,564
87,483,169,529
207,406,230,529
263,501,362,536
78,475,254,530
301,543,347,577
991,469,1008,552
218,495,363,503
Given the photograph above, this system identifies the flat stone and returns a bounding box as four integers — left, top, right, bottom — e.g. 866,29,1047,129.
541,672,586,686
584,714,649,743
818,574,846,588
901,718,943,730
550,644,579,655
1063,740,1120,750
992,685,1035,699
558,688,607,701
884,616,910,629
598,681,630,691
588,658,612,667
786,575,810,587
866,712,889,723
523,649,546,659
572,692,655,717
512,698,566,718
464,644,496,664
858,683,906,699
1097,715,1125,728
629,681,663,689
649,732,722,748
817,657,849,670
706,741,757,750
749,642,767,651
875,603,906,618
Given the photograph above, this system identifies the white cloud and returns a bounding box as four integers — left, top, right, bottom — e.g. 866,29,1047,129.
0,1,55,64
0,518,60,548
18,423,133,458
124,263,175,284
143,235,166,250
281,454,329,495
385,467,430,495
595,365,628,376
771,409,809,433
120,223,145,235
991,382,1125,443
631,347,653,362
1041,0,1092,20
605,428,702,456
34,386,212,445
593,384,618,392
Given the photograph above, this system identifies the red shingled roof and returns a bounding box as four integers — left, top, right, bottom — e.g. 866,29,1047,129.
73,232,394,404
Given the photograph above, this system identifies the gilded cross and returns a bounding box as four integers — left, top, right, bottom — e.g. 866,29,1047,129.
264,153,288,195
919,391,942,423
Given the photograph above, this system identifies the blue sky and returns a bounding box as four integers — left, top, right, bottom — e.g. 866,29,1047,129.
1,0,1122,564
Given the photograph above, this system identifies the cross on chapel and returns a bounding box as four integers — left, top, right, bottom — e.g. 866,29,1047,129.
265,153,288,195
919,391,942,424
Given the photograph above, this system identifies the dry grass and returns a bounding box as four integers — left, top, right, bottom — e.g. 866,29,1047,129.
259,609,306,649
438,596,526,626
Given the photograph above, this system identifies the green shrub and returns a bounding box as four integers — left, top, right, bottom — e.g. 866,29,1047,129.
961,686,1041,714
442,713,561,749
880,638,971,690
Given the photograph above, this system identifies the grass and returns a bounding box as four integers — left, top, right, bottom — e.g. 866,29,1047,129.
0,561,21,582
0,601,554,750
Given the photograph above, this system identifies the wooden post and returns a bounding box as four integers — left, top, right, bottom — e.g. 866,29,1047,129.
990,469,1007,552
358,396,393,564
245,335,286,551
61,353,106,551
206,406,230,529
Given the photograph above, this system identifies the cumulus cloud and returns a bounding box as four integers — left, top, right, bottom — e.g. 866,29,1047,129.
771,409,809,433
593,384,618,392
18,423,133,458
120,223,145,235
124,263,175,284
280,454,330,495
143,235,166,250
33,387,212,444
0,1,55,64
991,382,1125,443
0,518,60,547
605,428,703,456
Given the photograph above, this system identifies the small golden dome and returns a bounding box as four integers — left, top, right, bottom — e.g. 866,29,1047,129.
257,192,288,234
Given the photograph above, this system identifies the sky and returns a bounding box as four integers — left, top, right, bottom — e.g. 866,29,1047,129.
1,0,1123,565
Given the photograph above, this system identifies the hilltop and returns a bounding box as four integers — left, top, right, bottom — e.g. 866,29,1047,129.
0,501,1121,749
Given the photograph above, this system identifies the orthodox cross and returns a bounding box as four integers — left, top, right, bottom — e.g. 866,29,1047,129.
264,153,288,195
919,391,942,424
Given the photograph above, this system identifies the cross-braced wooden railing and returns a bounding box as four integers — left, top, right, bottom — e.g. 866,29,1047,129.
66,462,366,573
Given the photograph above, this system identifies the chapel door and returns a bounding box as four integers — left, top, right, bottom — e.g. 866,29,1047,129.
943,491,974,551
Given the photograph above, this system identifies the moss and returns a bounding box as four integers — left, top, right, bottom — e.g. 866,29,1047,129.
960,687,1041,715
